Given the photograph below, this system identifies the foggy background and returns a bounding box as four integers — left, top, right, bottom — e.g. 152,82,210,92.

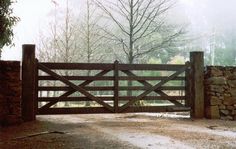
2,0,236,66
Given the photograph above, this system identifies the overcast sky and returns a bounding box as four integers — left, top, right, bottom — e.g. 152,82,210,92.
2,0,236,61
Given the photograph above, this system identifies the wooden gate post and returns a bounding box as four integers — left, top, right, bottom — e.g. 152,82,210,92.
22,44,36,121
190,51,204,118
114,60,119,112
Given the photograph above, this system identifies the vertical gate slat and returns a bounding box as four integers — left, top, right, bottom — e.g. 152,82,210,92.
114,60,119,112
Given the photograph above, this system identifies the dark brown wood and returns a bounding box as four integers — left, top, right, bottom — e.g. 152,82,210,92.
190,52,204,118
38,76,114,80
39,62,113,70
38,97,112,102
37,86,185,91
22,44,36,121
119,76,185,80
38,107,111,114
38,76,185,81
34,59,39,115
119,64,189,112
119,86,185,91
114,60,119,112
39,62,185,71
38,86,114,91
118,64,186,71
40,70,110,109
35,58,192,115
38,96,186,102
185,61,191,107
121,106,191,113
37,106,190,115
38,63,113,112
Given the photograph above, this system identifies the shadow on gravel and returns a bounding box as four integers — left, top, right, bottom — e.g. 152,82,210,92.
0,116,139,149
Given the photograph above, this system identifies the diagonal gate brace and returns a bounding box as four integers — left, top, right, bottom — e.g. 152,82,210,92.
38,63,113,112
119,64,189,112
39,69,110,110
122,70,184,107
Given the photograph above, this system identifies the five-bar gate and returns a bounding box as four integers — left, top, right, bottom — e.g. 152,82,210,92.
36,60,191,114
22,44,205,121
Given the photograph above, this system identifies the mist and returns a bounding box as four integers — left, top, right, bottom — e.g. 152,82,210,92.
2,0,236,65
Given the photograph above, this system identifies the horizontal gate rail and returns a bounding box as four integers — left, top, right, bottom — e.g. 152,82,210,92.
38,76,185,81
38,86,185,91
39,62,186,71
38,106,191,115
38,96,186,102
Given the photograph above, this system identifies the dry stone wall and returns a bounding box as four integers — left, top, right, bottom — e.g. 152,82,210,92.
205,66,236,120
0,61,22,126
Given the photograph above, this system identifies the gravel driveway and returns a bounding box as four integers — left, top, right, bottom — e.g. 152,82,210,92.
1,113,236,149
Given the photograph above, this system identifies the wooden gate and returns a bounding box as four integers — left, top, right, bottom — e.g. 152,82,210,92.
22,45,205,121
35,60,191,114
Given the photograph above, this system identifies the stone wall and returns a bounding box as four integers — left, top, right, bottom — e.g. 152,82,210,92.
0,61,22,126
205,66,236,120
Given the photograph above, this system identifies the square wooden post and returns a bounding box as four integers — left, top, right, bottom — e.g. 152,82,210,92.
114,60,119,113
190,51,205,118
22,44,36,121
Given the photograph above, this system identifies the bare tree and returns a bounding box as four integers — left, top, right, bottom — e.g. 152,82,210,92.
95,0,185,64
79,0,106,64
36,0,79,107
56,0,79,64
78,0,108,106
95,0,185,100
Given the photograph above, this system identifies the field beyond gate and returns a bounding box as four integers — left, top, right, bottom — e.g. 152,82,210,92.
36,60,191,114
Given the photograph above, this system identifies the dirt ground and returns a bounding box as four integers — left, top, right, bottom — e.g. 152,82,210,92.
1,113,236,149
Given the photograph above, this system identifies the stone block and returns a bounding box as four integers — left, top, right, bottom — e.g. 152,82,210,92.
209,67,223,77
224,93,231,97
0,101,8,122
223,96,235,106
228,75,236,80
8,102,21,116
205,91,215,96
226,106,234,111
220,109,230,116
228,80,236,87
209,97,222,106
226,116,234,120
206,106,220,119
219,104,226,110
0,60,22,126
209,85,224,93
4,115,22,125
219,96,224,100
232,110,236,115
224,70,233,78
230,89,236,97
221,116,234,121
206,77,226,85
